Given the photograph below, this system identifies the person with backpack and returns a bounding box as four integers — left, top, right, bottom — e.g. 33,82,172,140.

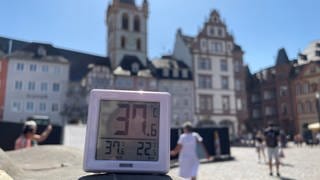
264,122,281,177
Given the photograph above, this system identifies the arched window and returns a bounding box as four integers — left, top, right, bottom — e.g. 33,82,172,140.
136,38,141,51
122,13,129,30
121,36,126,49
281,103,288,115
134,16,140,32
297,102,304,114
306,101,312,113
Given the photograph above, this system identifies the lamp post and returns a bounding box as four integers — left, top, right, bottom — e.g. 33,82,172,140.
315,93,320,127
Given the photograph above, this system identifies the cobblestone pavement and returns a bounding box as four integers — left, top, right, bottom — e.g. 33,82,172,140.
170,145,320,180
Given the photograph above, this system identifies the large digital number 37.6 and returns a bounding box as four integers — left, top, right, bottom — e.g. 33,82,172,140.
114,104,130,136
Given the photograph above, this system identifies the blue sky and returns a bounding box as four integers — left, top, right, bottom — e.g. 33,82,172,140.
0,0,319,72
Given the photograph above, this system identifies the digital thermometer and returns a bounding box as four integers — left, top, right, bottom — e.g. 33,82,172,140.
84,89,171,174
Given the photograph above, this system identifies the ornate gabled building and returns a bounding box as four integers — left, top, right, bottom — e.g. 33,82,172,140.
173,10,247,138
298,40,320,65
292,61,320,133
246,48,296,135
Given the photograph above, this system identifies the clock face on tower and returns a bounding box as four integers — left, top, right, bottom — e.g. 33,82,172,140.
83,89,170,174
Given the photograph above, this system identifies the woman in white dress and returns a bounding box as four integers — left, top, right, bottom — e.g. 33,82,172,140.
171,122,210,180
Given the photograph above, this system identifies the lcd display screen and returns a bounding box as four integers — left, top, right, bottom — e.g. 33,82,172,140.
96,100,160,161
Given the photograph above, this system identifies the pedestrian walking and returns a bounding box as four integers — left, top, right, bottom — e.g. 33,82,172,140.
264,122,281,177
255,130,266,163
15,120,52,150
171,122,210,180
316,132,320,145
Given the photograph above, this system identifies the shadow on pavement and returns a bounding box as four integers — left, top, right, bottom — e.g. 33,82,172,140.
79,174,175,180
280,163,294,167
280,176,296,180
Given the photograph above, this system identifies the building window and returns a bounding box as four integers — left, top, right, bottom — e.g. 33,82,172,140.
296,84,302,95
28,82,36,91
183,99,189,106
265,106,275,116
16,63,24,71
136,38,141,51
218,28,223,37
201,39,207,50
173,69,179,78
315,51,320,57
252,109,260,118
30,64,37,72
198,75,212,89
211,42,223,53
52,103,59,113
302,83,309,94
122,13,129,30
236,98,242,111
26,102,34,112
40,82,48,92
264,90,275,100
222,96,230,111
42,65,49,72
15,81,23,90
198,58,211,70
297,102,304,114
162,69,169,77
251,94,260,103
208,27,215,36
52,83,60,92
235,80,241,91
121,36,126,49
280,86,288,96
281,103,288,115
234,61,241,73
131,63,139,73
221,76,229,89
311,83,318,92
115,77,133,89
39,102,46,112
54,66,61,74
199,95,213,112
182,70,188,78
305,101,312,113
11,101,22,112
220,59,228,71
134,16,140,32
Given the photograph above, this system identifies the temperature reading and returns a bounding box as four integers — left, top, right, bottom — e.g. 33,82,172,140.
104,140,124,155
113,103,158,137
96,100,160,161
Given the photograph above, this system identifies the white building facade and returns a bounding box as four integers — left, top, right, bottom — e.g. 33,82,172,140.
3,44,69,125
153,57,194,127
173,10,246,138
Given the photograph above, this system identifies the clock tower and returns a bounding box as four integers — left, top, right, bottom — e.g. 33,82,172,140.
106,0,149,70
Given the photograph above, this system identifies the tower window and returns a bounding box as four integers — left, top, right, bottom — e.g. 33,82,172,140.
121,36,126,49
122,13,129,30
134,16,140,32
136,38,141,51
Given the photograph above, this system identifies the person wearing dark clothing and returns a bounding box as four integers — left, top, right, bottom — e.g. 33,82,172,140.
255,131,266,163
264,123,280,177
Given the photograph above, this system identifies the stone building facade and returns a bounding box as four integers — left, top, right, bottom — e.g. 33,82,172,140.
2,43,69,125
173,10,247,138
246,49,296,135
152,56,194,127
